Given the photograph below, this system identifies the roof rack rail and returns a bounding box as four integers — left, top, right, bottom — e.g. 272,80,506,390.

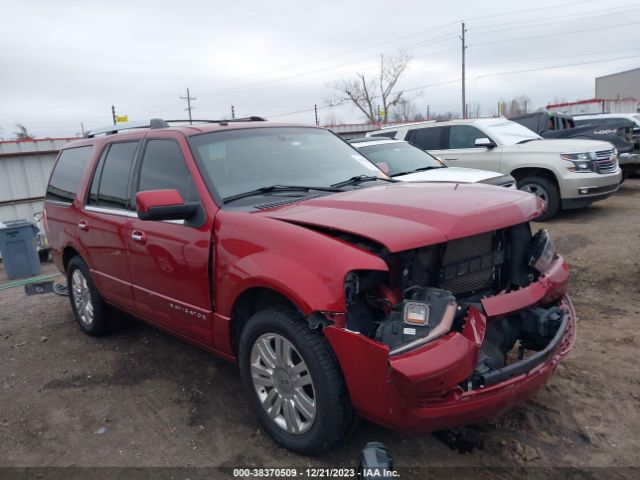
163,116,267,124
84,116,267,138
84,118,169,138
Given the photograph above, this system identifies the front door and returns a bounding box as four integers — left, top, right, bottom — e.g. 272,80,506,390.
126,133,215,345
438,125,503,172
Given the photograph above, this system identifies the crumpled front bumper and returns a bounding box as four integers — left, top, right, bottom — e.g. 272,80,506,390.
324,255,575,433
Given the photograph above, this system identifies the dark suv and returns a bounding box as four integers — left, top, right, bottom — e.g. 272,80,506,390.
44,118,575,454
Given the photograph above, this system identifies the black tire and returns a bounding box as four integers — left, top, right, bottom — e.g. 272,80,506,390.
517,176,560,222
238,307,353,454
66,256,111,336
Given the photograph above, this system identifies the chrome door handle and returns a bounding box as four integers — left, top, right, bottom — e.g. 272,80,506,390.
131,230,146,244
78,220,88,231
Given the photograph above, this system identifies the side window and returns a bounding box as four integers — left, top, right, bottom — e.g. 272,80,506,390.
137,139,197,203
46,146,94,203
370,130,397,138
448,126,488,149
87,148,108,206
92,142,138,209
407,127,445,150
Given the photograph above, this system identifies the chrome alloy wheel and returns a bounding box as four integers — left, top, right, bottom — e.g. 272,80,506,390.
521,182,549,206
250,333,316,434
71,269,94,326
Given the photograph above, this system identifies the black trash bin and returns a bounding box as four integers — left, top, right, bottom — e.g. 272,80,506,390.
0,220,41,280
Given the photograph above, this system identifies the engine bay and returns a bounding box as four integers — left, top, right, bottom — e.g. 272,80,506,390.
343,223,564,390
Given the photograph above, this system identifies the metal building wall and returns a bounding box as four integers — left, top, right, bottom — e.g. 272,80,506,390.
595,68,640,102
0,138,76,223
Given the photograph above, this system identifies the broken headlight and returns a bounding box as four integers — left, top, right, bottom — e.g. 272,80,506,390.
527,229,556,273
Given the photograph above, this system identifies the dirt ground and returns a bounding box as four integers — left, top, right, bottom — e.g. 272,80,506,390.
1,180,639,479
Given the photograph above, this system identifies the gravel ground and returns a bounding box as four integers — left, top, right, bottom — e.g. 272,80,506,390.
1,180,639,479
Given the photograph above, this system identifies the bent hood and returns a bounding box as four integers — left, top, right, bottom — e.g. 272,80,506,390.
396,166,506,184
259,182,541,252
502,138,614,153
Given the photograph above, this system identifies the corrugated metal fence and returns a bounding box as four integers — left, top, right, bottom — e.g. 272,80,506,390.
0,138,77,222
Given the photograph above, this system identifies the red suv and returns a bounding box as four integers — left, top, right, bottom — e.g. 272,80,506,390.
44,118,575,454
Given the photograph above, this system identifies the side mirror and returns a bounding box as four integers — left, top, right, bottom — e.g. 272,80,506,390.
475,137,496,148
136,189,198,221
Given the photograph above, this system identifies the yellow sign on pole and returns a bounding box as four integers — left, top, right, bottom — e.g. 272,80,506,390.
115,115,129,123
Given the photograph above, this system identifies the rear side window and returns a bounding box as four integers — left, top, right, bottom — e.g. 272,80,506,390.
370,130,397,138
407,127,446,150
46,146,94,203
88,141,138,209
136,139,197,202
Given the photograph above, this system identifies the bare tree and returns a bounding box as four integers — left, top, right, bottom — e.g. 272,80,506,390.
516,94,532,114
433,112,457,121
326,52,411,123
323,112,343,126
14,123,34,140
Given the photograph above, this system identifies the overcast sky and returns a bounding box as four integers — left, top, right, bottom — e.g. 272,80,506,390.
1,0,639,138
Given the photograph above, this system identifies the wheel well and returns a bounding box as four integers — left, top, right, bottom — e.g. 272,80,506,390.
510,167,558,187
62,246,80,272
231,288,299,353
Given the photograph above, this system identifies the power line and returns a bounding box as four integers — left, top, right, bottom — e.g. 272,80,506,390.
469,2,640,31
474,53,640,80
464,0,603,21
471,19,640,48
470,7,640,36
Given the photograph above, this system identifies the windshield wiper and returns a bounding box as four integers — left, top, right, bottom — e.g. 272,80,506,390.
517,138,539,144
391,166,445,177
330,175,395,188
223,185,342,204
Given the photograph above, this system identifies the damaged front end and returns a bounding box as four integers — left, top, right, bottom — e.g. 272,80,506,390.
323,224,576,432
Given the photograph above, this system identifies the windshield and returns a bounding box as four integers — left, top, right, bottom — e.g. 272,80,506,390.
188,127,386,201
357,142,444,176
482,119,542,145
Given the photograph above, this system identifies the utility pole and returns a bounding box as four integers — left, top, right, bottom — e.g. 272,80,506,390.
461,22,467,119
314,104,319,126
426,104,430,121
111,105,116,125
180,88,196,124
231,105,235,119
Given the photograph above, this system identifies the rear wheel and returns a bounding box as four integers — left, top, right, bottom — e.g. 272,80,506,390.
518,176,560,221
67,256,111,336
238,307,352,454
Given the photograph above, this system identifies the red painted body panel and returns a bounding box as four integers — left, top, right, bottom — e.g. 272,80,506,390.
325,258,574,432
262,182,542,252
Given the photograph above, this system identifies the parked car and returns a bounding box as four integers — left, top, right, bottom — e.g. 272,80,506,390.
349,138,516,188
44,118,576,454
510,111,640,180
574,113,640,177
367,117,622,221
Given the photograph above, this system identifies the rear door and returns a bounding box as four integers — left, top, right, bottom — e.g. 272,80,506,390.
126,132,215,344
405,126,447,157
81,140,139,312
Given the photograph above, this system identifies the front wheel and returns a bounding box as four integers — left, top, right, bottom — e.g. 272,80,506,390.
517,176,560,221
238,307,352,454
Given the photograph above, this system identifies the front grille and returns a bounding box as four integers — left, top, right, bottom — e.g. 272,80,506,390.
437,231,505,295
594,149,618,174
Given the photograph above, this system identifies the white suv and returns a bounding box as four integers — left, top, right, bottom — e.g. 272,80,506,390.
367,117,622,220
